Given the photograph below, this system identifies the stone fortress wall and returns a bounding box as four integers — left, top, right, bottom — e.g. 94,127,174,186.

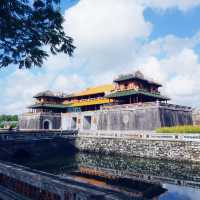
19,102,192,131
192,108,200,125
19,112,61,130
60,102,199,163
17,102,199,163
61,102,192,131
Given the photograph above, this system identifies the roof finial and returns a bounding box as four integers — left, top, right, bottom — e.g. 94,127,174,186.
135,70,144,79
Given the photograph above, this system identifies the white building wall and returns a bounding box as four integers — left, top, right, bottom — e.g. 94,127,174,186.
61,111,99,131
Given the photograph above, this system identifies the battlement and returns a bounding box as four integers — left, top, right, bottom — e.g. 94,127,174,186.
101,102,192,111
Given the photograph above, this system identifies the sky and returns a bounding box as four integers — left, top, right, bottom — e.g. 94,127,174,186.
1,0,200,114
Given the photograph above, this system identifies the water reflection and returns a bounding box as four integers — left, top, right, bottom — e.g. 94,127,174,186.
14,153,200,200
160,184,200,200
73,154,200,188
68,166,167,199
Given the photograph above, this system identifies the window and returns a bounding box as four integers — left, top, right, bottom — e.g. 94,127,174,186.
124,83,129,90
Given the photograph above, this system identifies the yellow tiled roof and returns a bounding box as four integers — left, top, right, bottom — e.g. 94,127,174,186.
71,98,112,107
73,84,114,97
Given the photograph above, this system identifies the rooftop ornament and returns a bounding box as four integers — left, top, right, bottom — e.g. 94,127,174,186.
33,90,72,99
114,70,162,87
135,70,145,79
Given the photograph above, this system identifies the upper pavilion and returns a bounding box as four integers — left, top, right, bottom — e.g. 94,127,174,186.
106,71,169,104
28,71,169,113
28,90,70,113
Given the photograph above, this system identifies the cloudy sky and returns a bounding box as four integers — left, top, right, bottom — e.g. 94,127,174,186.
1,0,200,114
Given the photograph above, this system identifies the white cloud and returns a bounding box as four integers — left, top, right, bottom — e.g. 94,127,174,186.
44,53,71,72
162,48,200,75
138,57,167,83
1,70,47,114
166,75,197,96
64,0,151,48
137,32,200,60
137,48,200,107
142,0,200,11
0,64,89,114
52,74,86,93
64,0,152,73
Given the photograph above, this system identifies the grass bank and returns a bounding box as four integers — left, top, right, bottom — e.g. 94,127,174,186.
156,125,200,133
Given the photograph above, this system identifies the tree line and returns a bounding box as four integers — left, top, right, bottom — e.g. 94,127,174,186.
0,115,18,128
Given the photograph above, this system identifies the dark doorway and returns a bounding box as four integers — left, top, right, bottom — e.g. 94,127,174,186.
83,116,92,130
44,121,50,129
71,117,77,129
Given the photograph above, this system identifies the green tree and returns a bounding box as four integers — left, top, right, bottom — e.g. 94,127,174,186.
0,115,18,129
0,0,75,69
0,115,18,122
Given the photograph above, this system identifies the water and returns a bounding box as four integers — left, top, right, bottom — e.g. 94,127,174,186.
14,153,200,200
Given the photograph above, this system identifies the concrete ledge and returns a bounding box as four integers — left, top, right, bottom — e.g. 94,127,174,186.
78,131,200,142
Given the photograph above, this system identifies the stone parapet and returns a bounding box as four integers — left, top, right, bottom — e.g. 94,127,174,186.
101,102,192,111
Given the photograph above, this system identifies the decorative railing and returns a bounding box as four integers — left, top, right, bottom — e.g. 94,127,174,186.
159,102,192,110
101,102,158,110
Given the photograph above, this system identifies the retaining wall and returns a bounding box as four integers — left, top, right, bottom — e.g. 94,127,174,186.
75,132,200,162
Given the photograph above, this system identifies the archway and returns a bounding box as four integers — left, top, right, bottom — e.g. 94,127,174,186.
43,120,52,130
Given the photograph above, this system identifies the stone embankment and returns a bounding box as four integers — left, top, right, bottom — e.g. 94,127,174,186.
75,131,200,162
1,130,200,162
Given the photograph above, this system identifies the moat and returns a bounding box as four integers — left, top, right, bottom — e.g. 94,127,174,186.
9,152,200,200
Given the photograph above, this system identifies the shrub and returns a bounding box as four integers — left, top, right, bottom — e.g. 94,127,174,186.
156,126,200,133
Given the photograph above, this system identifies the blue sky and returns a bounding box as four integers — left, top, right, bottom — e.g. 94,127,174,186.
1,0,200,114
145,6,200,39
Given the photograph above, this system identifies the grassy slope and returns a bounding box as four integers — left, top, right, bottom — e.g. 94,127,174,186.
156,126,200,133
